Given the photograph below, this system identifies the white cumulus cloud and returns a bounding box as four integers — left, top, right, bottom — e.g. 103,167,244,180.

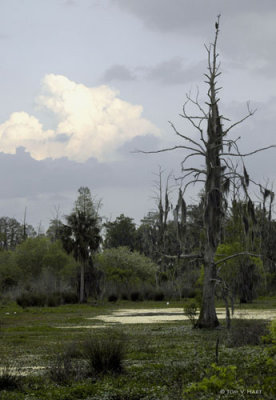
0,74,159,162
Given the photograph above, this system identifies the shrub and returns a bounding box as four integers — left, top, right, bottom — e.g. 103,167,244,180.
16,292,47,308
154,291,165,301
108,294,118,302
184,299,199,327
121,293,129,300
82,332,125,375
181,287,196,299
47,293,62,307
130,291,142,301
227,319,269,347
62,291,78,304
183,363,244,396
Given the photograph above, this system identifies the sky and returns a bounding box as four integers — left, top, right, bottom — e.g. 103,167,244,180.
0,0,276,231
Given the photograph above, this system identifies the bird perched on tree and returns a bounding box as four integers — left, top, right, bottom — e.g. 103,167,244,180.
215,22,219,30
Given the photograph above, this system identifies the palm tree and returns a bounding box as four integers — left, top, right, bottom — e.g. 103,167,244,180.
61,187,101,302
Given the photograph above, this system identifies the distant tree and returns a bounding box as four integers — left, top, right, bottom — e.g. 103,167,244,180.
12,236,75,291
46,206,63,242
0,250,19,291
60,187,101,303
47,218,63,242
0,217,35,250
135,171,177,268
14,236,51,283
104,214,136,250
96,246,158,297
135,212,159,261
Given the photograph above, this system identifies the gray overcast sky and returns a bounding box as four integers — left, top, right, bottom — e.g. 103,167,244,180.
0,0,275,230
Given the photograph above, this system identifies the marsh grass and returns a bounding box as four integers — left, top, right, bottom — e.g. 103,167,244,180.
82,331,126,375
48,351,85,385
0,299,275,399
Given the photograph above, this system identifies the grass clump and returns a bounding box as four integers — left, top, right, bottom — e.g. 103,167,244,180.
83,331,126,375
0,365,22,392
48,343,85,385
48,333,126,384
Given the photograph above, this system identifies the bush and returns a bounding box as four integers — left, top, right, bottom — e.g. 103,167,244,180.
181,287,196,299
154,291,165,301
108,294,118,302
130,291,142,301
227,319,269,347
183,363,243,396
121,293,129,300
16,292,47,308
62,291,78,304
16,291,79,308
47,293,62,307
82,332,125,375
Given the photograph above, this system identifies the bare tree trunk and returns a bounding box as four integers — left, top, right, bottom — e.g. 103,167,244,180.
196,251,219,328
80,263,85,303
195,18,223,328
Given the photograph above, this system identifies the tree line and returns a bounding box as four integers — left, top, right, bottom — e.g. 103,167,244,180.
0,183,275,313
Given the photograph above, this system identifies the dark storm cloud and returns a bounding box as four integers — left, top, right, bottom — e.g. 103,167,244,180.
102,64,136,82
0,134,173,200
0,135,188,225
146,58,206,85
63,0,76,6
113,0,276,33
113,0,276,71
102,58,206,85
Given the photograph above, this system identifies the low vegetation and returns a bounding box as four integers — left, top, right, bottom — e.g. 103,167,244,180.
0,299,275,399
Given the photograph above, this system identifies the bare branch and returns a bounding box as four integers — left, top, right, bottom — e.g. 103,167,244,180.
182,179,205,192
164,253,203,260
224,102,257,135
186,92,208,119
169,121,206,153
216,252,262,267
221,144,276,158
133,145,204,155
181,152,204,167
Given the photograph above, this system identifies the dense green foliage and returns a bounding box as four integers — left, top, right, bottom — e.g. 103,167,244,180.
0,180,275,309
96,246,158,298
104,214,136,250
0,237,76,295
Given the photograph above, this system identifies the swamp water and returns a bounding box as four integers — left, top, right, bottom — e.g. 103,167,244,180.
58,307,276,328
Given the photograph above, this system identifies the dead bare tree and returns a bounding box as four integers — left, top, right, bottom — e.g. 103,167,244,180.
139,16,276,328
